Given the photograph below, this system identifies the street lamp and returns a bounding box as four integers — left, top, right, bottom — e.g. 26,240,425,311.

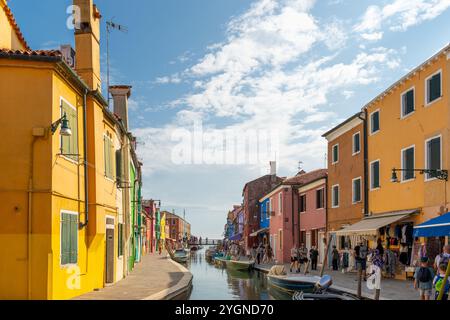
391,168,449,183
50,112,72,136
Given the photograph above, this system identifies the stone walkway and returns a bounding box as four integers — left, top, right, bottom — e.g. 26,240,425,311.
255,263,419,300
74,253,192,300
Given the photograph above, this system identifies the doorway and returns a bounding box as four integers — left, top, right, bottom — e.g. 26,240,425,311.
106,217,115,284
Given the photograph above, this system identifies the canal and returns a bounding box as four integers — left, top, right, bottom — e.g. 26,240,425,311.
186,247,291,300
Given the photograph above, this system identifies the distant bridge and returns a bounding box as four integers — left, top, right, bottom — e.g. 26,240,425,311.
189,239,222,246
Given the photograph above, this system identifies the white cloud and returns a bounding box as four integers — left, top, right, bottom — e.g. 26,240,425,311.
355,0,450,39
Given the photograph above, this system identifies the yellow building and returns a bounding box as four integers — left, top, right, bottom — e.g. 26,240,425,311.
335,44,450,275
0,0,125,299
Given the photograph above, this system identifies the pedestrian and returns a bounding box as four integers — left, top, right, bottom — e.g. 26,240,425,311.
354,241,368,280
262,244,269,264
290,245,298,273
310,246,319,271
414,257,435,301
257,243,263,265
434,245,450,272
376,238,384,256
158,241,162,255
297,243,308,273
433,263,450,300
332,246,339,271
251,245,257,261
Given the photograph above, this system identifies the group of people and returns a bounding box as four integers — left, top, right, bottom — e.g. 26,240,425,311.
414,245,450,300
289,244,319,273
252,243,274,264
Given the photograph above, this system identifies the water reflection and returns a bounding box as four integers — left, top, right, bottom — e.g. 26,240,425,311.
186,247,291,300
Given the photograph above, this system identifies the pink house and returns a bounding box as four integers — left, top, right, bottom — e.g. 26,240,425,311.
260,169,328,264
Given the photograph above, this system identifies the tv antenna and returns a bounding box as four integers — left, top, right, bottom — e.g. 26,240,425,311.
106,18,128,106
298,161,303,172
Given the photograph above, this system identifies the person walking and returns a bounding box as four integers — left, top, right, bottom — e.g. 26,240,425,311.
332,246,339,271
414,257,434,300
297,243,308,273
354,242,368,280
433,263,450,300
256,243,263,265
290,245,298,273
434,245,450,272
310,246,319,271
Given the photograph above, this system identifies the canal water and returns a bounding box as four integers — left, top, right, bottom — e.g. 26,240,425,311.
186,247,291,300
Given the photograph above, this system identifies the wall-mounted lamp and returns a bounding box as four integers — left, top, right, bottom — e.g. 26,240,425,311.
391,168,449,183
50,112,72,136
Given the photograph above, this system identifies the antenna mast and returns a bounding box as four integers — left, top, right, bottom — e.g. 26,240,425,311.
106,19,128,106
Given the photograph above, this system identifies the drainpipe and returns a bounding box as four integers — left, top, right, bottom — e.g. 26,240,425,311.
358,111,369,218
80,89,89,228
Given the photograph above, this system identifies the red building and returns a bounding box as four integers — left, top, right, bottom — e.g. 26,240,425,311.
260,169,327,263
142,200,157,254
242,173,283,253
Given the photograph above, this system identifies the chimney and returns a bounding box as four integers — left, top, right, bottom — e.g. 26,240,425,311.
110,85,132,130
73,0,102,91
270,161,277,176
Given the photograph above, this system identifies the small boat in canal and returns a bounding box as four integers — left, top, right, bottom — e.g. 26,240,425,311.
267,266,321,293
172,249,190,264
224,258,255,271
291,275,360,300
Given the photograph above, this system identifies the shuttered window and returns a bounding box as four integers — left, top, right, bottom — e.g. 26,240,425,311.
353,132,361,155
401,88,415,117
316,189,324,209
332,144,339,164
370,110,380,134
402,146,415,181
332,185,339,208
426,136,441,180
371,161,380,189
299,194,306,212
118,223,124,257
352,178,362,203
104,134,115,179
426,72,441,104
61,99,78,160
116,149,123,182
61,212,78,265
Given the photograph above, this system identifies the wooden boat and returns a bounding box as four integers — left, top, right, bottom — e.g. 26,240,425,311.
267,274,321,293
213,256,227,267
224,258,255,271
190,245,198,251
172,249,190,264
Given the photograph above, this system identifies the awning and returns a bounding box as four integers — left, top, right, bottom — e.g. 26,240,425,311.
335,210,418,237
413,212,450,237
229,233,242,241
250,228,269,237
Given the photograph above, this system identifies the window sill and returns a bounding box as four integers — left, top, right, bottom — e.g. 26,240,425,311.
370,130,380,136
370,187,380,191
352,151,361,156
400,178,415,184
425,96,443,108
352,200,362,205
400,111,415,120
58,154,80,165
60,263,78,269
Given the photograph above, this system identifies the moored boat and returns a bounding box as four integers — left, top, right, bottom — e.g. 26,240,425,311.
172,249,190,264
224,259,255,271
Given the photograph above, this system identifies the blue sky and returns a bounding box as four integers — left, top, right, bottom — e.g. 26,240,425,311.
10,0,450,238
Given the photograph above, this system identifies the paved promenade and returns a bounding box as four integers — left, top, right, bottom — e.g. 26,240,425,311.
255,263,418,300
74,253,192,300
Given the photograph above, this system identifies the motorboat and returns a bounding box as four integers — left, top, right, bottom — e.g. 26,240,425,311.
266,265,321,293
224,258,255,271
292,275,360,300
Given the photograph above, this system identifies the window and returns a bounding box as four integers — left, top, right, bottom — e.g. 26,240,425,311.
61,211,78,266
118,223,124,257
352,177,362,203
370,110,380,134
299,194,306,213
278,192,283,214
60,98,78,160
401,88,415,117
331,185,339,208
370,160,380,189
332,144,339,164
316,189,324,209
278,229,283,250
425,136,442,180
401,146,415,181
269,198,273,215
116,149,123,183
104,133,115,179
426,71,442,105
353,132,361,155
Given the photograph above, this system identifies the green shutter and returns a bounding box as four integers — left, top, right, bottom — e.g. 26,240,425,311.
69,214,78,264
61,101,78,159
104,136,109,176
61,214,69,265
